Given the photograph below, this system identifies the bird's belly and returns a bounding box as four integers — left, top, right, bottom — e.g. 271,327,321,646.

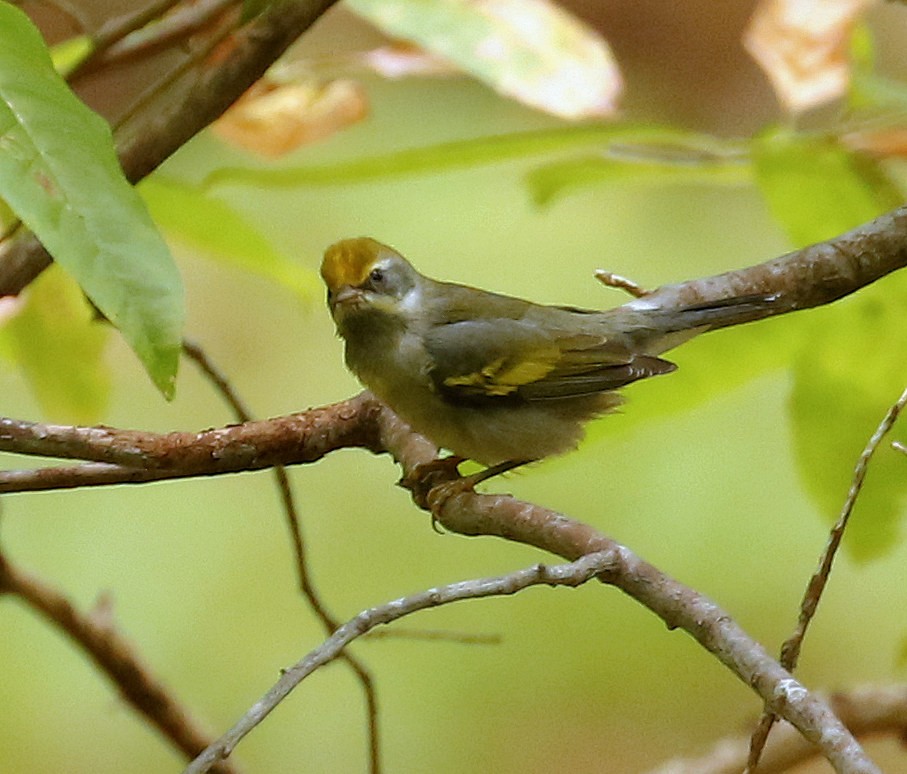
374,383,620,466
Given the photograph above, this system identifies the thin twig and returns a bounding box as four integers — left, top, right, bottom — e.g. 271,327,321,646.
91,0,238,70
0,0,341,295
0,393,880,772
745,384,907,771
180,341,381,774
0,551,240,774
650,684,907,774
184,551,615,773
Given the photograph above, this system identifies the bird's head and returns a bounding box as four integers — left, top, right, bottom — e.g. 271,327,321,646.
321,238,422,325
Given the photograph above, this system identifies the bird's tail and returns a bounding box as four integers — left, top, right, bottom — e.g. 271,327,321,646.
603,292,782,355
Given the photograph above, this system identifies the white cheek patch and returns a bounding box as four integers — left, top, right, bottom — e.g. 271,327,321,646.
398,285,422,314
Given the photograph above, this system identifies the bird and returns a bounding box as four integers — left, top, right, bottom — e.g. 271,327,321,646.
321,237,770,475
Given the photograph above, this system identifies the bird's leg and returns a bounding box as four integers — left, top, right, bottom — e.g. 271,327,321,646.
465,458,534,486
421,459,534,533
400,457,533,532
398,455,464,492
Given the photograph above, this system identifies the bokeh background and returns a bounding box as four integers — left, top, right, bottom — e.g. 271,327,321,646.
2,2,907,771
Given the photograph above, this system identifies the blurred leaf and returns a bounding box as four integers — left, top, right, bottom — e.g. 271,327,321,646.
0,3,184,397
140,177,318,299
847,25,907,117
527,153,751,206
0,197,16,237
347,0,621,119
753,130,903,246
357,42,460,78
213,77,368,156
897,636,907,669
205,124,734,188
0,265,111,422
755,129,907,557
744,0,874,114
589,315,798,441
789,283,907,560
242,0,271,22
49,35,93,77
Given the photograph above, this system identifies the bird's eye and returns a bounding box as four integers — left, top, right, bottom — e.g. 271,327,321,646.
369,267,385,285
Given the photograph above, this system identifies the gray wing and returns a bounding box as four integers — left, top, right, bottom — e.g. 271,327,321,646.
424,318,675,405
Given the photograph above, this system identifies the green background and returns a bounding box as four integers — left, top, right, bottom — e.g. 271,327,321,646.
3,17,907,774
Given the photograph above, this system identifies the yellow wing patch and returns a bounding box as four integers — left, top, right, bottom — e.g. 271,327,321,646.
443,356,557,396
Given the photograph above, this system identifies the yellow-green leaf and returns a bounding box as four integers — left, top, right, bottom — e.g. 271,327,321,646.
790,281,907,560
753,130,903,247
1,265,111,423
140,177,318,299
0,2,184,398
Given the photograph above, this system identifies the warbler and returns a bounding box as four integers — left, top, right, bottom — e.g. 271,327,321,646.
321,237,768,470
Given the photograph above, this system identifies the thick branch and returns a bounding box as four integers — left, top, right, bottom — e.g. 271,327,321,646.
0,393,385,487
0,0,339,295
635,204,907,328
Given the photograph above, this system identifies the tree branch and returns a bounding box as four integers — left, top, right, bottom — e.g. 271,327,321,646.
0,551,240,774
746,384,907,769
0,0,339,295
180,341,382,774
6,202,907,771
182,552,657,773
650,685,907,774
635,204,907,327
0,394,880,771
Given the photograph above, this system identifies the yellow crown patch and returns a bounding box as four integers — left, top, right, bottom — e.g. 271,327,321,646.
321,237,388,290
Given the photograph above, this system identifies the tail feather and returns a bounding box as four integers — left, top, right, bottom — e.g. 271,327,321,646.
606,292,782,355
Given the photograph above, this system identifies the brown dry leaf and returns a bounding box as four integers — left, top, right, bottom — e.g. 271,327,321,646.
842,125,907,157
744,0,877,113
213,77,369,157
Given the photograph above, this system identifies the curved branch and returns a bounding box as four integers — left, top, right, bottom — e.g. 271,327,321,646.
6,203,907,770
0,395,880,772
0,552,240,774
183,552,683,773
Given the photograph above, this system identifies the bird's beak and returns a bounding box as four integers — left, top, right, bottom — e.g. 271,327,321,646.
328,284,363,312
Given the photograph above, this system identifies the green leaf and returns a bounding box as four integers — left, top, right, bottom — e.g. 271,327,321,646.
49,35,94,77
1,265,111,422
754,129,907,558
205,124,735,189
588,315,799,442
140,176,318,299
0,2,184,398
789,281,907,560
847,23,907,112
752,130,904,247
526,153,751,206
347,0,618,119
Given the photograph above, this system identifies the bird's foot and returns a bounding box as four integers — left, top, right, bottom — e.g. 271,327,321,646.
423,459,534,532
398,455,464,492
